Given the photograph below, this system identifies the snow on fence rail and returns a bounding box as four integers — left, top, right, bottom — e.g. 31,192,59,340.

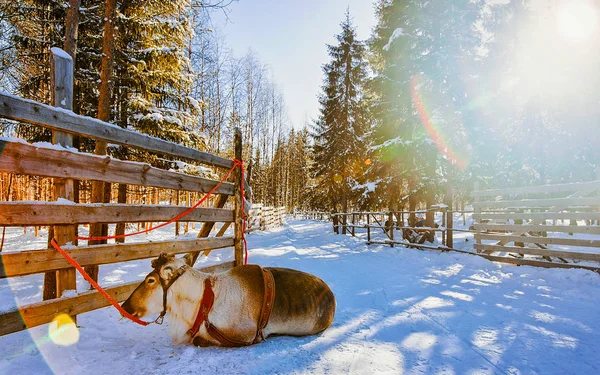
0,48,252,337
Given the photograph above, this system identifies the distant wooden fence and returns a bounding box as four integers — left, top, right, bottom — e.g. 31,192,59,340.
329,177,600,272
0,48,251,336
246,204,286,233
331,209,473,249
293,211,330,221
472,178,600,266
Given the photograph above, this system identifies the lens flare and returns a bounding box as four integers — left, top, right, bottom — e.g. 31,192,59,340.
48,314,79,346
410,74,470,169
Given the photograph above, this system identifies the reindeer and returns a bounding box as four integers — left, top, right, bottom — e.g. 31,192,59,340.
121,253,336,347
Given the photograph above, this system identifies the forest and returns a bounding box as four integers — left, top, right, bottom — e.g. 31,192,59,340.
1,0,598,214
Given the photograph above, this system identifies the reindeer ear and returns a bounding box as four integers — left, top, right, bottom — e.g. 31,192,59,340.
162,266,174,280
183,253,194,267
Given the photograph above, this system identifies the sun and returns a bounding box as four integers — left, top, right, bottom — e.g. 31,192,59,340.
556,0,599,42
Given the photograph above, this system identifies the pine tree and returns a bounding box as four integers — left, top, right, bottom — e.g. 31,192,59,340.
312,10,370,215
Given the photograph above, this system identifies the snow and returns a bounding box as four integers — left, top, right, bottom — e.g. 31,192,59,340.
2,219,600,374
50,47,72,61
370,136,411,151
56,198,76,205
383,28,405,51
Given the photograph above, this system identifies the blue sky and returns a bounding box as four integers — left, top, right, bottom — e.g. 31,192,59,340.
213,0,378,129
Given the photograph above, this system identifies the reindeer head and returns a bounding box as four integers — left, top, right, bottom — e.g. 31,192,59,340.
121,253,189,319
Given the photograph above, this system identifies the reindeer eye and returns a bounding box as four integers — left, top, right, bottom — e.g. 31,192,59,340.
147,277,156,285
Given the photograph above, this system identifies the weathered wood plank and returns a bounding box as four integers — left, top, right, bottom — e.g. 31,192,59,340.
0,237,234,278
471,180,600,198
474,233,600,248
0,203,234,226
473,244,600,262
473,197,600,209
0,92,234,169
0,261,235,337
0,140,234,195
473,223,600,235
474,212,600,221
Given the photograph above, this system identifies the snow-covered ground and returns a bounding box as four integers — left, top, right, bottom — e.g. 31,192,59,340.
2,219,600,375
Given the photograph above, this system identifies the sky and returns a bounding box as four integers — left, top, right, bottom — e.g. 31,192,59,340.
212,0,378,129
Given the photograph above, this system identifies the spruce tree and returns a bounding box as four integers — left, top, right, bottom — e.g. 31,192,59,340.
312,10,370,214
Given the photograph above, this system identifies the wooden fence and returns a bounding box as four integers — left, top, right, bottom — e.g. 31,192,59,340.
246,205,286,233
0,48,250,337
331,209,473,249
293,211,330,221
472,178,600,266
329,176,600,272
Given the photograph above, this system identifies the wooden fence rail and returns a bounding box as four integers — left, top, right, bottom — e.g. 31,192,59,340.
0,48,254,337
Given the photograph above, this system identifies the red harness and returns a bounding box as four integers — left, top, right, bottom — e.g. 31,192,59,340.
188,267,276,347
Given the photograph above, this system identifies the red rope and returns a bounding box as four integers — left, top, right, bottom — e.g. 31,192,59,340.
77,161,239,242
50,238,150,326
51,159,249,326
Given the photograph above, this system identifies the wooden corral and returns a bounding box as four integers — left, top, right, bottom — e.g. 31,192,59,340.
331,210,472,248
0,48,282,337
329,176,600,272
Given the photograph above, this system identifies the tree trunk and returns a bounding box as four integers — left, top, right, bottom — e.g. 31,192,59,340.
425,144,436,228
87,0,117,285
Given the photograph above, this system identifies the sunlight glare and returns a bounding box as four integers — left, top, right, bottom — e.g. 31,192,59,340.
48,314,80,346
556,0,599,42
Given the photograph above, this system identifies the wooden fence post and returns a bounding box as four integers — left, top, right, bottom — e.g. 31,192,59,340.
367,214,371,243
446,176,453,249
332,213,339,234
233,128,244,266
388,211,394,247
515,209,524,246
351,213,355,236
473,181,481,251
48,48,77,302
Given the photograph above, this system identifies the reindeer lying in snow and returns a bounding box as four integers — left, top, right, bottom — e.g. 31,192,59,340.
121,253,336,347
